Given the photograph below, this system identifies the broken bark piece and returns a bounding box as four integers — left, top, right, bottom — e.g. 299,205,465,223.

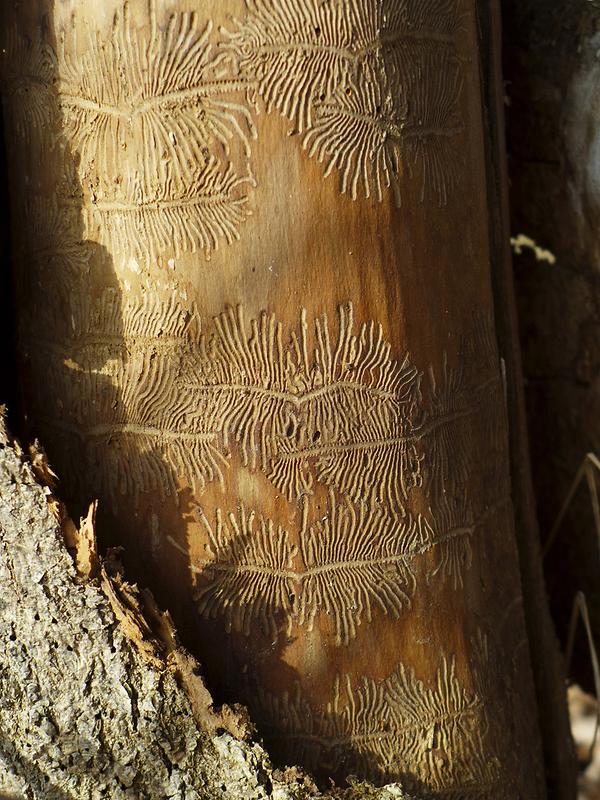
28,440,99,580
141,587,255,740
29,439,59,490
76,502,99,580
99,565,165,669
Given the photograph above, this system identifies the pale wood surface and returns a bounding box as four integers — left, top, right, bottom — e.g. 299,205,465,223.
1,1,545,794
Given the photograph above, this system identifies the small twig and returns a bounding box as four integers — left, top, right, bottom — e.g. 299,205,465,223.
543,453,600,558
544,452,600,763
567,592,600,763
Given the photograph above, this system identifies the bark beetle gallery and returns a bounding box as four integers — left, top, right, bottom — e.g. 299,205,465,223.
0,1,545,796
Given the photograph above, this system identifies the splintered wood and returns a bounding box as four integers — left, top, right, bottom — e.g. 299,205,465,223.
0,0,545,795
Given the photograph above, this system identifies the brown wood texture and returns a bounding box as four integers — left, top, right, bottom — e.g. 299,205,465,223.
1,1,545,795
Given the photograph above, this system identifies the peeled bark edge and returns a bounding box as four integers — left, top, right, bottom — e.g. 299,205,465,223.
0,413,417,800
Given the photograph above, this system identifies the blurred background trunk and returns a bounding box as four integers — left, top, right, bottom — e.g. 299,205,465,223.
503,0,600,697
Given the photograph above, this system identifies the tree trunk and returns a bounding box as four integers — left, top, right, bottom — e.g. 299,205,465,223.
503,0,600,695
0,0,572,796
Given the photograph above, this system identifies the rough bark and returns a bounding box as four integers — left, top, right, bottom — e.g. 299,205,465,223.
0,0,556,795
0,415,416,800
503,1,600,694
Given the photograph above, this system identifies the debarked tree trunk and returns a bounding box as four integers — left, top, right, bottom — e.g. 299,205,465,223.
0,0,574,797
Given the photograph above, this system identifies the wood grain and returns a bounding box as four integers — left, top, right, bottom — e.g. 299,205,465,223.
1,0,546,794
